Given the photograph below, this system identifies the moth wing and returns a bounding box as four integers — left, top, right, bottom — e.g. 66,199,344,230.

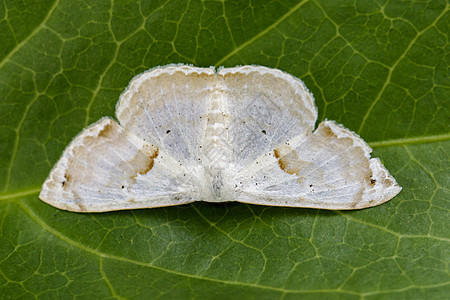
236,121,401,209
39,118,198,212
116,65,215,167
218,66,318,171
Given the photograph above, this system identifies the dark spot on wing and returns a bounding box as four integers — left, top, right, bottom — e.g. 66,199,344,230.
274,145,304,175
138,148,159,175
130,147,160,183
62,172,71,189
321,123,337,138
97,122,113,138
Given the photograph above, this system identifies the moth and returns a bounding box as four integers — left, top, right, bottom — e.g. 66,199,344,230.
40,65,401,212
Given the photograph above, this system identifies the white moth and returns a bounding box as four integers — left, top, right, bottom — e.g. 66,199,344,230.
39,65,401,212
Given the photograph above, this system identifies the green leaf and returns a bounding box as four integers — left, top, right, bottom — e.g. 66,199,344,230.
1,0,449,298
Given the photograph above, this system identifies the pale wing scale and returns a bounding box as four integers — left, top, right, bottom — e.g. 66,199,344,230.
39,118,195,212
217,66,317,170
116,65,215,166
236,121,401,209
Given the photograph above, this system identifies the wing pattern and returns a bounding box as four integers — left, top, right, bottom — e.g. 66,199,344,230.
40,65,401,212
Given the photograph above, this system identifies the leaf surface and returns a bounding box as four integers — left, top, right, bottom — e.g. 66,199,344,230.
0,0,449,298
